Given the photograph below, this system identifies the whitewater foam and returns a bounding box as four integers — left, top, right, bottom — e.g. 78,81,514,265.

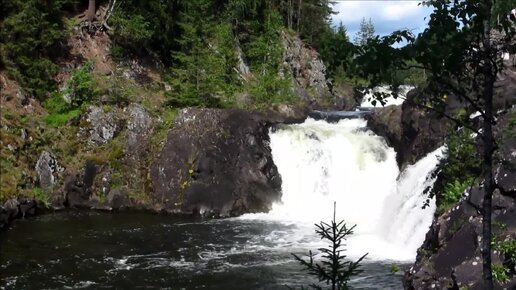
240,118,443,262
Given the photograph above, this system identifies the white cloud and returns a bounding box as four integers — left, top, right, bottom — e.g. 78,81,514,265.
331,1,431,36
382,2,422,21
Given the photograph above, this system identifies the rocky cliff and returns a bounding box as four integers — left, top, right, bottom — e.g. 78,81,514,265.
404,108,516,290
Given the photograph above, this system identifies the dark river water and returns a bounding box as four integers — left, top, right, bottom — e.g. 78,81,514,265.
0,211,407,289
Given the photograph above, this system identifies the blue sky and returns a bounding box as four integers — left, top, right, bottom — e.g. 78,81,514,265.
331,1,433,39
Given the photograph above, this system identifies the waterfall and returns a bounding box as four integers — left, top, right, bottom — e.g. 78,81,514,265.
242,117,443,262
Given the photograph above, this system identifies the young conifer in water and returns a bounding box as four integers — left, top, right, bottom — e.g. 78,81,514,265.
290,202,367,290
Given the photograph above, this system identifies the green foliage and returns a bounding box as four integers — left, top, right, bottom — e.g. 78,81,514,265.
493,238,516,261
492,0,516,26
492,263,509,283
105,73,134,104
43,109,81,127
110,12,153,56
32,187,50,207
440,178,473,213
291,203,367,290
390,263,400,274
44,92,72,114
0,0,76,98
434,128,481,213
42,63,96,127
64,63,99,108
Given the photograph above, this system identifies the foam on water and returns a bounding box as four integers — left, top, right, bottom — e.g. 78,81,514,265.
240,118,443,262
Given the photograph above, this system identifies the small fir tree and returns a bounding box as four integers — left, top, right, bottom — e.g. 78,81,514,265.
290,203,367,290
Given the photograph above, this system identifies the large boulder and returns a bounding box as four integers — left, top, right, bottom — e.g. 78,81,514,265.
150,108,293,217
405,188,516,290
35,151,62,191
366,89,451,167
397,89,452,167
365,105,402,150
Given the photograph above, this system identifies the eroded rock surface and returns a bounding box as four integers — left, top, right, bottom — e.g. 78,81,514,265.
151,108,291,217
84,106,119,144
366,89,451,167
404,109,516,290
35,151,62,191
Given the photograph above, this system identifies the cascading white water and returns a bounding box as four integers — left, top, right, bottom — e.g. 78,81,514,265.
241,117,444,262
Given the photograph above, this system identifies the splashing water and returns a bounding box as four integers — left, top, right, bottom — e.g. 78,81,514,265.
241,118,443,262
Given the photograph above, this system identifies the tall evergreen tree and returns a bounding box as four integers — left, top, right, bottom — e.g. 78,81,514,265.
354,17,375,46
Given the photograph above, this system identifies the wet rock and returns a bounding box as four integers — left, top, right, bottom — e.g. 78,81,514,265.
367,88,451,167
151,108,290,217
64,161,97,208
107,187,131,210
4,199,19,220
35,151,62,191
366,105,402,149
85,106,119,144
18,198,37,218
405,190,516,289
0,206,8,229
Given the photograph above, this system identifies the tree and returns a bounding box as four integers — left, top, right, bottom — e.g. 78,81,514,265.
290,203,367,290
354,0,515,288
354,17,375,46
491,0,516,25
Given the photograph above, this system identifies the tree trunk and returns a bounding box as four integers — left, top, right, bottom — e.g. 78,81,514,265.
297,0,302,33
85,0,96,22
481,0,494,288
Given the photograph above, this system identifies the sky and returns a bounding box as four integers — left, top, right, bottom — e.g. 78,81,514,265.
331,0,433,40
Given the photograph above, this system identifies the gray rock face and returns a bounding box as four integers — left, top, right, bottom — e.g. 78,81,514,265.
126,104,153,155
151,108,288,217
405,109,516,290
366,89,451,167
404,188,516,290
365,105,402,150
494,67,516,111
35,151,62,191
281,31,332,104
85,106,119,144
64,161,97,208
495,109,516,196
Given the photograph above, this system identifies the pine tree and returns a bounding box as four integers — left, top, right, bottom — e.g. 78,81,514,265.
291,203,367,290
354,17,375,46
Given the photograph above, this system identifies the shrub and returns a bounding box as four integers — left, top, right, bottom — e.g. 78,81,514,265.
290,203,367,290
435,128,481,213
64,63,99,107
33,187,50,206
492,263,509,283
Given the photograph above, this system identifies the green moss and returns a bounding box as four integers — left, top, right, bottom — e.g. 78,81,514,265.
390,263,400,274
43,109,81,127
